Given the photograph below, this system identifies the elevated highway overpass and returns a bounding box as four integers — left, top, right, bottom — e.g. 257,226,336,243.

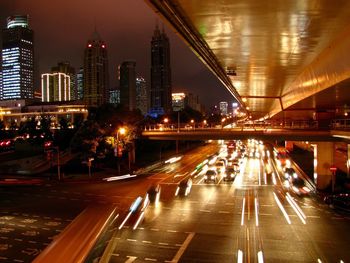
142,128,350,142
145,0,350,122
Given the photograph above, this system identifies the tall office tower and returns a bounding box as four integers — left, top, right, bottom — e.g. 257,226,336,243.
77,67,84,100
172,92,186,112
0,64,2,99
109,88,120,105
119,61,136,111
136,76,148,115
219,101,228,115
1,15,34,100
150,24,172,116
83,30,109,106
41,72,70,102
52,62,76,100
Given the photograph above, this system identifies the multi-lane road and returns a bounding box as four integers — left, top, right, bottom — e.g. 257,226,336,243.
0,140,349,262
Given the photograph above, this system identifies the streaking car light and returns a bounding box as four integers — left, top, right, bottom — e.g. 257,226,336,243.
103,174,137,181
257,251,264,263
273,192,291,224
164,156,182,164
175,187,180,196
130,196,143,213
237,250,243,263
302,186,310,193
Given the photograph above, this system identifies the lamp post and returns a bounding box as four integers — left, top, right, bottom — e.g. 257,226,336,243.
115,127,126,175
163,117,169,129
190,119,195,130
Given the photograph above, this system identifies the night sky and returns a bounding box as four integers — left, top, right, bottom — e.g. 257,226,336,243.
0,0,233,109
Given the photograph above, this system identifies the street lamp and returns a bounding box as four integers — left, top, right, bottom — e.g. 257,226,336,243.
163,117,169,129
115,127,126,175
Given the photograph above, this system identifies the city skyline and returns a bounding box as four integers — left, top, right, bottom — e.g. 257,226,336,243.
0,0,234,108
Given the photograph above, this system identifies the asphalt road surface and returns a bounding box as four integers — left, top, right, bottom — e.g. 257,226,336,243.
0,140,349,262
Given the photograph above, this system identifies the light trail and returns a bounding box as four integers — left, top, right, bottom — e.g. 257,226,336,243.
257,251,264,263
255,197,259,227
119,211,132,229
241,197,246,226
273,192,291,224
286,193,306,224
237,250,243,263
133,211,145,230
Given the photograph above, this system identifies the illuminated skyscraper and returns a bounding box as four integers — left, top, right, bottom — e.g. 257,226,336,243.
172,92,186,112
136,76,148,115
119,60,136,111
1,15,34,100
41,72,70,102
52,61,76,100
83,30,109,106
77,67,84,100
150,24,172,116
219,101,228,115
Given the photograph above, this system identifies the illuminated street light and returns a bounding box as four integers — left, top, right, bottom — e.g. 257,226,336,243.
115,127,126,174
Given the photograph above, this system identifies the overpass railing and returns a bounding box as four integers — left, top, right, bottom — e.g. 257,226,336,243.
143,120,319,131
331,118,350,130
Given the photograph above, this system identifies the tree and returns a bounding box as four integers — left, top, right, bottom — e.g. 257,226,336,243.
70,120,105,158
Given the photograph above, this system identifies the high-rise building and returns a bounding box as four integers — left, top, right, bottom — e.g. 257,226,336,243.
52,62,76,100
41,72,70,102
109,88,120,105
172,92,186,112
136,76,148,115
77,67,84,100
1,15,34,100
83,30,109,106
150,24,172,116
119,61,136,111
219,101,228,115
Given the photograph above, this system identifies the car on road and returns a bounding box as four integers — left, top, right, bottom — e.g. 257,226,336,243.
215,160,226,173
147,184,161,203
204,169,218,183
324,193,350,213
284,167,297,180
290,177,310,196
223,166,236,181
175,178,193,196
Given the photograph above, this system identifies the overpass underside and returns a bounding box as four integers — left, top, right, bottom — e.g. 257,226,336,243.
142,129,350,142
145,0,350,120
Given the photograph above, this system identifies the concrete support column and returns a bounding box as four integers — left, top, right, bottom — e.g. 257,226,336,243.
314,142,334,190
347,144,350,178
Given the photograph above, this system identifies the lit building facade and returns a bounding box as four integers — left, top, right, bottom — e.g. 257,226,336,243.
52,62,76,100
77,67,84,100
109,88,120,105
172,92,186,111
119,61,136,111
150,24,172,116
1,15,34,100
136,77,148,115
41,73,70,102
220,101,228,115
83,31,109,106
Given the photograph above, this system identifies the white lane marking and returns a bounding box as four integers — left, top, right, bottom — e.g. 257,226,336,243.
142,240,152,244
167,229,177,233
127,239,137,242
145,258,157,261
171,232,195,262
159,242,169,246
151,228,159,231
199,210,211,213
125,256,137,262
219,211,230,214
